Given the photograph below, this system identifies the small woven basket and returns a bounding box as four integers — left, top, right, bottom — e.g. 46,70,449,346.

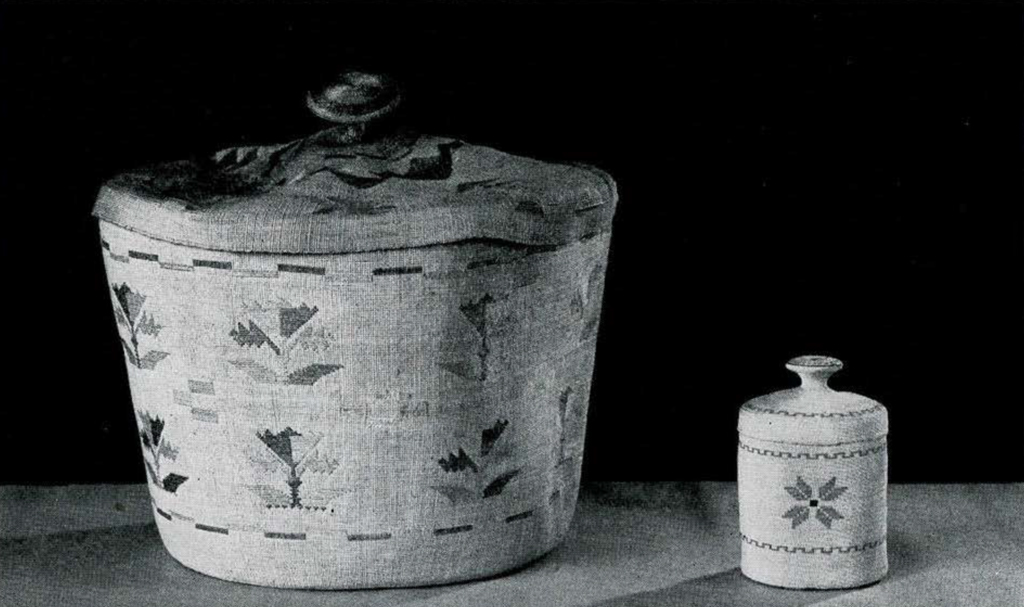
93,73,617,588
737,356,889,589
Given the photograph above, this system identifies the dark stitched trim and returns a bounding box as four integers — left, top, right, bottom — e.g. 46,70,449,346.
372,266,424,276
434,524,473,536
264,532,306,540
505,510,533,523
128,250,159,262
195,523,229,534
742,403,884,418
347,532,392,541
741,534,885,555
738,441,886,460
193,259,232,270
278,263,326,275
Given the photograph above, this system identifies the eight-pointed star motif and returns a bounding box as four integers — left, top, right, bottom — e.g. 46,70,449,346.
782,476,848,529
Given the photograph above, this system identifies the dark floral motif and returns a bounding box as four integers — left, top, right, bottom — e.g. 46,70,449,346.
138,412,188,493
483,470,520,498
230,320,280,354
112,283,169,370
438,448,479,473
480,418,509,456
432,419,519,504
782,476,848,529
440,293,496,381
229,301,342,385
256,427,338,508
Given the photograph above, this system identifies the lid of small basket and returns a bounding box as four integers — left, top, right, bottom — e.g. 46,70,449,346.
737,355,888,444
91,72,617,254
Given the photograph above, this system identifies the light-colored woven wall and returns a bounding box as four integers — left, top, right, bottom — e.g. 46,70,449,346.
737,434,888,589
99,221,611,588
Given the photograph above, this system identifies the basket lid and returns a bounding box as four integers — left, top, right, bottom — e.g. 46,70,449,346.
737,355,889,444
91,71,617,254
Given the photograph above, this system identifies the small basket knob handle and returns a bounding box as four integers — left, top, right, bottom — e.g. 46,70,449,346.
785,355,843,391
306,72,401,141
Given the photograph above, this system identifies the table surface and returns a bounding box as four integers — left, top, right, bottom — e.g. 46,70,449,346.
1,482,1021,607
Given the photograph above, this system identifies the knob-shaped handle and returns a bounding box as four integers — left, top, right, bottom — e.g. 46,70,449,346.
306,71,401,126
785,355,843,391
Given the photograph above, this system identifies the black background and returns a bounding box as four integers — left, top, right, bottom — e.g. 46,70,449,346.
1,3,1021,485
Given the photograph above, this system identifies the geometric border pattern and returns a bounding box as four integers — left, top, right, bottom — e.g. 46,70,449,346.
738,441,886,460
740,533,885,555
741,403,884,418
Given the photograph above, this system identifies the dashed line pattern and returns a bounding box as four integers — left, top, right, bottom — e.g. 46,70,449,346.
100,240,603,280
152,497,559,543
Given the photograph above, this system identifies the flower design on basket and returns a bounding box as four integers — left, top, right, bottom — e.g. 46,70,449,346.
138,412,188,493
228,300,342,385
112,283,169,370
782,476,848,529
255,427,338,509
439,293,496,382
431,419,520,504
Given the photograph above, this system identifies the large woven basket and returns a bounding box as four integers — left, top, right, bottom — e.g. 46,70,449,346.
92,73,618,588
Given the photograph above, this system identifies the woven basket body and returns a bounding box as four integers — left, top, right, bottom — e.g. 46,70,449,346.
98,221,609,587
737,356,888,589
93,75,617,587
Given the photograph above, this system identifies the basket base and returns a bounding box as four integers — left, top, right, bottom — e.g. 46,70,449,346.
740,539,888,590
154,503,572,589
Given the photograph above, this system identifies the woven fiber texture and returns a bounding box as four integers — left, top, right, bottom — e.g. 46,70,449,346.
736,357,889,589
92,130,618,254
98,220,611,588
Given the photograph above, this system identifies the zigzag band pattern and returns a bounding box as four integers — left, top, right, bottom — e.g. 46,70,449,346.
741,534,885,555
741,403,883,418
738,441,886,460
